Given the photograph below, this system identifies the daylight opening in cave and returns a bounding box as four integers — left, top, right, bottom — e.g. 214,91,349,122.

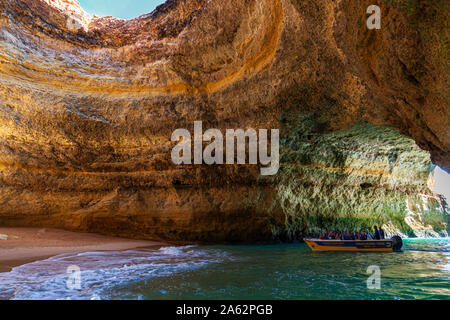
78,0,166,19
431,166,450,203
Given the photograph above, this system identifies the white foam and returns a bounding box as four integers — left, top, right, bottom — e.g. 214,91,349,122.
158,245,196,256
0,246,229,300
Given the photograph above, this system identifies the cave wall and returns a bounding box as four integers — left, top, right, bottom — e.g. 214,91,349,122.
0,0,448,242
272,119,448,238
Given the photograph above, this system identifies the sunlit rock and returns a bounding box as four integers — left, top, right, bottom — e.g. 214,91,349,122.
0,0,448,241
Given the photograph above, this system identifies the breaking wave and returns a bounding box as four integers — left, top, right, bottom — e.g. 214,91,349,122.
0,246,230,300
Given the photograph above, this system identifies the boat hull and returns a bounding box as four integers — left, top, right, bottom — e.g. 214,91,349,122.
305,239,394,252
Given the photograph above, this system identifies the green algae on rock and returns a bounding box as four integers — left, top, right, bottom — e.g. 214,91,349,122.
270,120,448,238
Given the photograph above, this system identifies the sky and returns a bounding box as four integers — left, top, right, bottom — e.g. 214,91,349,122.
78,0,166,19
433,166,450,203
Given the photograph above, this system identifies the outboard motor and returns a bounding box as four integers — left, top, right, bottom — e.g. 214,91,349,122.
391,236,403,252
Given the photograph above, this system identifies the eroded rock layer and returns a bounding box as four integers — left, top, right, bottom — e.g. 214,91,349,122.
0,0,448,241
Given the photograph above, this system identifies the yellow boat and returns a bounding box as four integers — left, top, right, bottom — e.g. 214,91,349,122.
305,237,403,252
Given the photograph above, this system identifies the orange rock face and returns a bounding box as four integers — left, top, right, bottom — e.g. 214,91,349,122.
0,0,448,242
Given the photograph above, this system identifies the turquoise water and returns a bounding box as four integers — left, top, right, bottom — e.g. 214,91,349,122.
0,239,448,300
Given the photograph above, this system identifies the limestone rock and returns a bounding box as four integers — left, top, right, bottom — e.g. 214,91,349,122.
0,0,448,241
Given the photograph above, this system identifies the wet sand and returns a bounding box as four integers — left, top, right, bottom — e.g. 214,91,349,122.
0,228,166,272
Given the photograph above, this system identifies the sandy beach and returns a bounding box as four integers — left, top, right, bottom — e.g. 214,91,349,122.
0,228,165,272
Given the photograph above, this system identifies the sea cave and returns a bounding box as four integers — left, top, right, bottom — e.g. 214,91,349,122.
0,0,448,243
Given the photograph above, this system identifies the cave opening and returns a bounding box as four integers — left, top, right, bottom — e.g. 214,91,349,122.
431,166,450,203
77,0,166,19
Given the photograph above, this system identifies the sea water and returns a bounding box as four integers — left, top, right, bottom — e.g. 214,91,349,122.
0,239,448,300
